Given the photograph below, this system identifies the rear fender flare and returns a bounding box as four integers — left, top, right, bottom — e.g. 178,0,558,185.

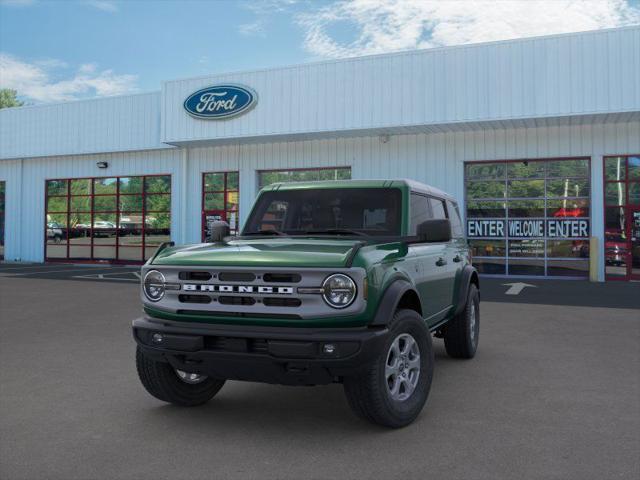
453,265,480,316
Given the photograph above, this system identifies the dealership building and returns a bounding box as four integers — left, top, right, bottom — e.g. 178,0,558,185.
0,26,639,281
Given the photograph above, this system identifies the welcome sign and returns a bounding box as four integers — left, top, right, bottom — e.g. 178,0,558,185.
184,84,257,119
467,219,589,238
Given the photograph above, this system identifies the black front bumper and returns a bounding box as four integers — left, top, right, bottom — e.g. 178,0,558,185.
133,316,389,386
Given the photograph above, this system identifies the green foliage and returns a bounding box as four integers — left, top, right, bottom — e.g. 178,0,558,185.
0,89,24,109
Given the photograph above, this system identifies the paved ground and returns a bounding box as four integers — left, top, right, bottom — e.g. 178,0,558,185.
0,265,639,480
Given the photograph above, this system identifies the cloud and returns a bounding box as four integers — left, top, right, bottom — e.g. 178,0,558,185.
297,0,640,58
238,19,266,36
83,0,118,12
0,53,138,103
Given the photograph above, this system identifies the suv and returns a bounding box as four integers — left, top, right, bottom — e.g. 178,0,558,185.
133,180,479,428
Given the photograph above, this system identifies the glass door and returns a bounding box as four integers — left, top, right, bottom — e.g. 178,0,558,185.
631,207,640,280
202,171,239,240
604,155,640,281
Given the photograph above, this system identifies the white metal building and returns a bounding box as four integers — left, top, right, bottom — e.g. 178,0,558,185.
1,26,639,281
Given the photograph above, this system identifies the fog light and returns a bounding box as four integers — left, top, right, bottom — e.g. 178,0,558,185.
323,343,336,354
152,333,164,344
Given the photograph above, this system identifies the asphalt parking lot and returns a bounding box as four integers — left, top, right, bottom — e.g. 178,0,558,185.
0,264,639,480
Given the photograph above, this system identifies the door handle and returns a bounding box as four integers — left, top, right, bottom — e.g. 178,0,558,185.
453,255,462,263
436,257,447,267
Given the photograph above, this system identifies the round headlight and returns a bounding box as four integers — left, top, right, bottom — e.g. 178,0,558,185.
143,270,166,302
322,274,357,309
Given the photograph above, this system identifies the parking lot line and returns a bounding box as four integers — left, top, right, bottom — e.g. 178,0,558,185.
0,267,130,276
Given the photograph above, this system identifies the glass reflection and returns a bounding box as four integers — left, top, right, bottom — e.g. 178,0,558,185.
604,157,625,181
605,183,625,205
469,240,506,257
507,161,545,179
465,163,505,180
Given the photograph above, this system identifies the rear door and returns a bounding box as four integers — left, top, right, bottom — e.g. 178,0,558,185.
407,193,449,324
428,197,458,315
446,199,467,305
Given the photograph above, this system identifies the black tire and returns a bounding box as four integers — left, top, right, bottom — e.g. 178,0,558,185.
343,309,434,428
136,347,225,406
444,284,479,359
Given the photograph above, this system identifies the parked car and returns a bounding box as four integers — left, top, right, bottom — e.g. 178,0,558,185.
46,222,64,243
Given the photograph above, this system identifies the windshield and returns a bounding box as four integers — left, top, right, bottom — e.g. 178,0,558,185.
243,188,402,236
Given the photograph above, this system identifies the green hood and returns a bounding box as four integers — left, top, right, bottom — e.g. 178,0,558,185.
151,238,362,268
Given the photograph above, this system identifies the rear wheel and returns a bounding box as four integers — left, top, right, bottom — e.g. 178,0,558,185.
444,284,479,359
136,347,225,406
343,309,434,428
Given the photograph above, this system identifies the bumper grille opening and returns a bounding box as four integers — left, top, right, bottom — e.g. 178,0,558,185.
179,271,212,281
263,297,302,307
263,273,301,283
218,296,256,306
218,272,256,282
178,294,212,304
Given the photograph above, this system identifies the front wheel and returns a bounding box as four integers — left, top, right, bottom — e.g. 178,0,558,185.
444,284,480,359
343,309,434,428
136,347,225,406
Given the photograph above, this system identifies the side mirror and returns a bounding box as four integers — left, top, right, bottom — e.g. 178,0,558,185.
416,219,451,243
207,220,230,243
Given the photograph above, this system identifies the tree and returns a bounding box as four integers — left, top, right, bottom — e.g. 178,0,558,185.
0,89,24,109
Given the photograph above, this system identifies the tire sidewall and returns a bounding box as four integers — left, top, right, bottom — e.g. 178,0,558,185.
465,285,480,354
376,310,434,422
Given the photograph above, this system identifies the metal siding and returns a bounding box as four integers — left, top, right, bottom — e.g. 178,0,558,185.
0,149,182,262
161,27,640,145
0,92,168,160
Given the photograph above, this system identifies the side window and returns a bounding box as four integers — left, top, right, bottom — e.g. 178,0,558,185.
410,193,431,234
429,198,447,220
446,200,464,238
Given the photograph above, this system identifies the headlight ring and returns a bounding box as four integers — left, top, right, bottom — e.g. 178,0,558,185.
322,273,357,309
143,270,166,302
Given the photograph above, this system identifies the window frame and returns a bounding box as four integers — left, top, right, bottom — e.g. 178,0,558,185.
201,171,240,239
464,157,592,278
256,166,352,190
44,174,171,264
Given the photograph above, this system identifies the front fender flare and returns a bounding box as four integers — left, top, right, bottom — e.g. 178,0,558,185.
369,279,421,327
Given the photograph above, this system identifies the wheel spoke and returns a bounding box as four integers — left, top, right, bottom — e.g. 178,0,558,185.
407,356,421,370
385,332,422,402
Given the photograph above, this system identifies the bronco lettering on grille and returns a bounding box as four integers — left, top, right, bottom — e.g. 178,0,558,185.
182,284,294,294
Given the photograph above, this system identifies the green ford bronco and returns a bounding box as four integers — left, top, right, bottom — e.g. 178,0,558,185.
133,179,479,428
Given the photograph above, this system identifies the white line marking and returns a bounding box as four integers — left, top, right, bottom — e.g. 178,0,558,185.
0,268,117,276
502,282,537,295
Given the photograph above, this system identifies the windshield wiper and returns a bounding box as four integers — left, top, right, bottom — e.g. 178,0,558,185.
243,229,288,236
303,228,368,237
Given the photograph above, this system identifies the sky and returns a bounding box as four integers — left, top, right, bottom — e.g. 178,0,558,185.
1,0,639,104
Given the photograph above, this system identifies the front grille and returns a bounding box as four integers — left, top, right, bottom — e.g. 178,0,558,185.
179,271,212,281
263,297,302,307
263,273,301,283
219,296,256,306
178,294,212,304
218,272,256,282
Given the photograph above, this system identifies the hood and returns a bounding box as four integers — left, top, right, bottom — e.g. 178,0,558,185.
151,238,362,268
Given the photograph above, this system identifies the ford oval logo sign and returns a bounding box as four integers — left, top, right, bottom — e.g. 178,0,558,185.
183,84,257,119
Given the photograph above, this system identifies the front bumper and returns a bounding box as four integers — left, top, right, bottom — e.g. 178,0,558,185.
133,316,389,386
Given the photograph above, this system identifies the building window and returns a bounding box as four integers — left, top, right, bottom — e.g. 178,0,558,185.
465,158,591,277
45,175,171,263
603,155,640,280
202,171,239,239
257,167,351,189
0,181,5,260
